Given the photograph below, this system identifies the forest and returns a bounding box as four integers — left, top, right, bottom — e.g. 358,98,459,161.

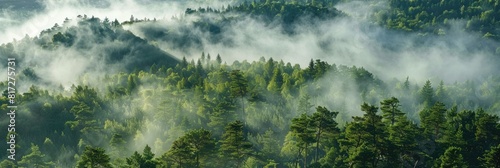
1,0,500,168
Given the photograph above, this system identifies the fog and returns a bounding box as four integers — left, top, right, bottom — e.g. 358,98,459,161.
126,2,499,85
1,0,497,87
1,0,499,163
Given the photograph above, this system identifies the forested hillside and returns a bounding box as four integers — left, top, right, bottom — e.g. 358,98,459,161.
1,0,500,168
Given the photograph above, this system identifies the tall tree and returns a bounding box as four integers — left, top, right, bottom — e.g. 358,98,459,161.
77,146,112,168
142,145,155,164
184,129,216,168
18,143,53,168
219,120,253,168
344,103,386,168
479,144,500,168
164,138,193,167
310,106,339,162
388,115,419,167
380,97,404,126
290,113,315,168
419,80,435,106
229,70,249,118
420,101,447,140
438,146,466,168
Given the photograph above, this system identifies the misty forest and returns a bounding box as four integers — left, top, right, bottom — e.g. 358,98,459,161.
1,0,500,168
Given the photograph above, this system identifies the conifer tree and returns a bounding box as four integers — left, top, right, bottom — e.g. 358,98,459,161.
219,121,253,168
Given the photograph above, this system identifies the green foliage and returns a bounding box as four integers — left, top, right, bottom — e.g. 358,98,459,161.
76,146,112,168
2,10,500,166
479,144,500,168
18,143,53,168
380,97,404,126
438,146,467,168
420,102,447,139
380,0,500,39
219,120,253,168
126,145,157,168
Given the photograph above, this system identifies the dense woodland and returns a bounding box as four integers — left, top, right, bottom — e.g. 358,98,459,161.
1,0,500,168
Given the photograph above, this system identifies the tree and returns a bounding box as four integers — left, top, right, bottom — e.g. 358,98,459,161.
126,151,144,167
0,160,15,168
267,68,283,92
298,94,314,114
290,113,315,168
18,143,53,168
77,146,112,168
164,138,193,167
220,120,253,168
310,106,339,162
127,74,137,94
420,101,447,140
380,97,404,126
184,129,216,167
479,144,500,168
435,80,448,104
230,70,249,117
258,129,281,160
142,145,156,167
388,115,419,167
438,146,466,168
216,54,222,65
474,109,500,151
344,103,386,168
126,145,157,168
419,80,435,106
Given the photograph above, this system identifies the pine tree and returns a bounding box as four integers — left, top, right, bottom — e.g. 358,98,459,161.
77,146,112,168
311,106,339,162
184,129,216,168
267,68,284,92
380,97,404,126
290,113,315,168
229,70,248,118
438,146,466,168
142,145,157,168
388,115,419,167
164,138,193,167
479,144,500,168
18,143,53,168
219,121,253,168
344,103,386,168
420,101,447,140
419,80,435,106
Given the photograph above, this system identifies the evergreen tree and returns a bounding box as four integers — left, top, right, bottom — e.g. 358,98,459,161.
420,101,447,140
419,80,435,106
380,97,404,126
310,106,339,162
344,103,386,168
290,113,315,168
438,146,466,168
219,120,253,168
77,146,112,168
479,144,500,168
0,160,15,168
164,138,193,167
229,70,249,117
18,143,53,168
184,129,216,168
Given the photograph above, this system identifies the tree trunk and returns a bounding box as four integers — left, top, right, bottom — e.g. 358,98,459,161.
315,129,322,163
241,97,245,117
304,143,308,168
196,153,199,168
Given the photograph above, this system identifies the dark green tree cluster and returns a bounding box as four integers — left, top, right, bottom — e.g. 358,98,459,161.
379,0,500,39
